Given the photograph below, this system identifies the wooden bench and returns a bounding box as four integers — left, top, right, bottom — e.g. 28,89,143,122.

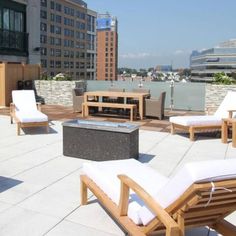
82,102,137,121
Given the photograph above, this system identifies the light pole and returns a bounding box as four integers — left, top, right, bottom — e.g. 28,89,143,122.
170,79,174,111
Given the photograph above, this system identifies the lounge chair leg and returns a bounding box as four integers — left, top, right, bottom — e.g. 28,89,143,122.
189,127,195,141
177,213,185,236
221,119,228,144
80,176,88,205
212,219,236,236
17,123,20,136
171,123,175,135
46,125,49,133
166,226,181,236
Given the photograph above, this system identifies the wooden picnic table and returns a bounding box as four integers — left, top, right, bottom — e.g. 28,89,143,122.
84,91,150,120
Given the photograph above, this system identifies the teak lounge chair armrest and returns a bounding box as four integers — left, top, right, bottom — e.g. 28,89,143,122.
118,175,180,235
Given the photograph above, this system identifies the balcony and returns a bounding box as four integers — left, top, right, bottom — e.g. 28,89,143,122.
0,29,28,56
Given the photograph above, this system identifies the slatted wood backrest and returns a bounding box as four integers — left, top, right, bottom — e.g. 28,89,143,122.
170,179,236,228
144,179,236,234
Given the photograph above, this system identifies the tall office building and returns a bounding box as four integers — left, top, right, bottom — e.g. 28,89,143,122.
40,0,97,80
190,39,236,81
96,13,118,81
0,0,40,64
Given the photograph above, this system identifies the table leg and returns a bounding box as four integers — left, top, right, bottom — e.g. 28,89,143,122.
221,119,228,144
139,96,143,120
130,108,133,121
232,122,236,148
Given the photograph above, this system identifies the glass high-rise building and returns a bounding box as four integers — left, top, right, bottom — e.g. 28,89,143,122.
190,39,236,81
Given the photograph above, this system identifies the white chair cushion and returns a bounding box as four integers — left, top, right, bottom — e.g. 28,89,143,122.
169,91,236,127
169,115,222,126
139,159,236,225
82,159,168,225
83,158,236,226
214,90,236,118
15,110,48,123
12,90,37,112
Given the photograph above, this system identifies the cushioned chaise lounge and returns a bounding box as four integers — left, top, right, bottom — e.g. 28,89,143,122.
10,90,49,135
170,91,236,141
81,158,236,236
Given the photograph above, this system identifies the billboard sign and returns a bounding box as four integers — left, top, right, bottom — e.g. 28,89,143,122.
97,18,112,30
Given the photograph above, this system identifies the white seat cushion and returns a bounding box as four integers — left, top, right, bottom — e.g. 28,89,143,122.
169,115,222,127
82,159,168,225
15,110,48,123
139,159,236,225
12,90,38,112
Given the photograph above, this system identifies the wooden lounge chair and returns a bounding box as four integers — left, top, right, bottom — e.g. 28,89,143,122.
170,91,236,141
10,90,49,135
80,159,236,236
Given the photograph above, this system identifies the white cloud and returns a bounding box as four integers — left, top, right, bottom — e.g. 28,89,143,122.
174,50,184,55
120,52,152,59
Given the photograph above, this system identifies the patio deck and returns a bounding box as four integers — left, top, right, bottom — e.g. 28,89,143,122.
0,105,235,236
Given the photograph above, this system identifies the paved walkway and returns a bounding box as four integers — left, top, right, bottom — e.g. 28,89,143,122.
0,113,235,236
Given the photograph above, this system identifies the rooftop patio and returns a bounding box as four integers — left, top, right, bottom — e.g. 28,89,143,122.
0,106,235,235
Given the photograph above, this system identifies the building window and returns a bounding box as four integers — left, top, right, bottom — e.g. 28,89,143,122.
40,35,47,44
40,22,47,32
55,38,61,46
55,61,61,68
55,15,61,23
50,60,54,68
50,25,54,33
50,48,55,56
50,1,55,9
50,37,55,45
64,50,70,57
55,3,61,12
80,62,85,69
55,26,61,34
41,0,47,7
0,8,24,32
64,61,69,68
50,13,55,21
41,59,47,68
41,47,47,55
55,49,61,57
40,10,47,19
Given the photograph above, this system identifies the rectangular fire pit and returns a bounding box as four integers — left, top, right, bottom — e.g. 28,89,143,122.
62,119,139,161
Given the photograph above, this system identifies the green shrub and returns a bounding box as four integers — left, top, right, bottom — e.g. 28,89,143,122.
213,72,236,85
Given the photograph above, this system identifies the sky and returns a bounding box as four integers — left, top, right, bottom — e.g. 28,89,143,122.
85,0,236,69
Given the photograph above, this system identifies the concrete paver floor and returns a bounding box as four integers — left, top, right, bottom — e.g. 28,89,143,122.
0,106,235,236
